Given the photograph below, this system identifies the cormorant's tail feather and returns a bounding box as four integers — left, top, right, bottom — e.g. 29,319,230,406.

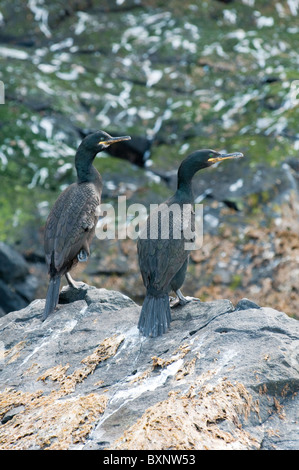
138,294,171,337
43,276,61,321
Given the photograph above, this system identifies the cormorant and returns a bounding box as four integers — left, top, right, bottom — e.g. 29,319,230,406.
137,148,243,337
43,130,131,320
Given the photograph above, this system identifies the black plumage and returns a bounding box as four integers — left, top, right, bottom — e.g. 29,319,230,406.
43,130,131,320
137,148,243,337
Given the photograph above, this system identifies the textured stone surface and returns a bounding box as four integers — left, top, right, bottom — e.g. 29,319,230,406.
0,286,299,450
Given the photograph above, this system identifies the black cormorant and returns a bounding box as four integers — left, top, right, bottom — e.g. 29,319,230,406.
43,130,131,320
137,148,243,337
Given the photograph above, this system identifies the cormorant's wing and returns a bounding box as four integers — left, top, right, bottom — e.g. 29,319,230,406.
44,182,100,273
137,203,194,293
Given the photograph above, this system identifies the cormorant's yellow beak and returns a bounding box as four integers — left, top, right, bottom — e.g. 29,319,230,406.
99,135,131,146
208,152,244,163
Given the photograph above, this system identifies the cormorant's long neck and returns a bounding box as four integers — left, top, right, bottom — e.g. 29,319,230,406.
75,147,101,185
175,164,196,203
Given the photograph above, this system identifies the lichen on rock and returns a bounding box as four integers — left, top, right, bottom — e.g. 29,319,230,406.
0,334,125,450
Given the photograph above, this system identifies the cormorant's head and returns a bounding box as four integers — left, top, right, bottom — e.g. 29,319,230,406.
190,149,244,170
177,149,244,189
81,130,131,154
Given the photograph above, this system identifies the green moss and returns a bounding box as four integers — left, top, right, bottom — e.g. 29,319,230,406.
0,181,38,243
0,0,298,248
230,274,243,291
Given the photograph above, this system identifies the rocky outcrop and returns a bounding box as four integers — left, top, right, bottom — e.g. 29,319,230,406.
0,242,38,316
0,286,298,450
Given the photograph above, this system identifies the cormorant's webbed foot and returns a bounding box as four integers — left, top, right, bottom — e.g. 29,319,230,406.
77,249,89,263
65,272,85,289
170,289,200,308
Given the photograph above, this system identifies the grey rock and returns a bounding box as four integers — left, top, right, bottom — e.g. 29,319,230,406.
192,160,297,208
235,298,261,311
0,286,298,450
58,283,90,304
0,242,29,283
14,274,39,303
1,405,25,424
0,243,39,314
0,278,28,313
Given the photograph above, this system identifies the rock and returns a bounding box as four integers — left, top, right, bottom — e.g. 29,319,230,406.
167,159,298,212
0,242,29,283
0,286,298,450
0,243,38,314
58,283,90,304
235,298,261,311
105,134,153,167
0,307,6,318
0,279,28,313
14,274,39,303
